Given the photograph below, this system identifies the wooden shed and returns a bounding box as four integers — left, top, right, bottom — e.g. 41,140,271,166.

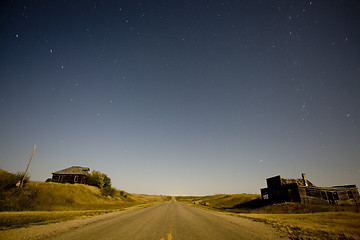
52,166,90,184
261,173,360,206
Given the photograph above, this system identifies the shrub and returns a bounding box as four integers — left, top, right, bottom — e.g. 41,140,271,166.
45,178,56,182
0,170,29,190
88,170,105,188
101,186,115,197
103,174,111,188
88,170,116,197
88,170,112,189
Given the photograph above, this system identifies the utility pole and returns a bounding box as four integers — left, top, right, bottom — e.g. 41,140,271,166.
19,144,37,188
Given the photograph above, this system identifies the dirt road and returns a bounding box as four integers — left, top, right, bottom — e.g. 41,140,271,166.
0,198,286,240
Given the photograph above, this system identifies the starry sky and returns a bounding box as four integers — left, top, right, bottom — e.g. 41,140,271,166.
1,0,360,195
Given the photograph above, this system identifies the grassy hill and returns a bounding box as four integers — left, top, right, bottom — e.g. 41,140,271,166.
0,169,169,211
176,194,261,209
0,169,170,229
4,181,169,211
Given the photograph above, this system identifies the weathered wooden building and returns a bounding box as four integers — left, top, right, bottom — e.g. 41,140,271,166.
52,166,90,184
261,174,360,206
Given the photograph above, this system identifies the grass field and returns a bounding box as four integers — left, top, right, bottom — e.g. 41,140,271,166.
0,210,112,230
241,212,360,240
1,181,169,210
176,194,360,240
178,194,260,208
0,172,170,229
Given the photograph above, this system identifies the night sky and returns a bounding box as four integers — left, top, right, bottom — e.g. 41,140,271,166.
1,1,360,195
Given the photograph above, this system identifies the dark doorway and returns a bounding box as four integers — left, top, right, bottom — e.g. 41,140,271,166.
327,192,335,204
287,189,293,202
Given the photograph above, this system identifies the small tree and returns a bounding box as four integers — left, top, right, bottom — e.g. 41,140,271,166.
103,173,111,188
88,170,115,196
88,170,104,188
101,186,115,197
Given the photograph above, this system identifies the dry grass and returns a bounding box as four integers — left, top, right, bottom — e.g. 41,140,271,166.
0,202,160,230
176,194,260,209
0,210,112,230
241,212,360,240
177,194,360,239
0,178,170,229
1,181,169,211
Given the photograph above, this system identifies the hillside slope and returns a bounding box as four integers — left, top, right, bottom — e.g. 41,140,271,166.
176,194,261,209
0,169,170,211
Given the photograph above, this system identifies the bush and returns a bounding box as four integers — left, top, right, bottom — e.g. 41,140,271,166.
88,170,105,188
45,178,56,183
101,186,115,197
88,170,116,197
88,170,112,189
103,174,111,188
0,171,30,190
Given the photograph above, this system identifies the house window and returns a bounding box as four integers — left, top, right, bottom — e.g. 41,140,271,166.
74,176,78,182
306,189,311,197
333,192,339,200
347,191,354,199
321,191,327,200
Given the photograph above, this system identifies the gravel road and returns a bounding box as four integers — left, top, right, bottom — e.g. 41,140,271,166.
0,198,287,240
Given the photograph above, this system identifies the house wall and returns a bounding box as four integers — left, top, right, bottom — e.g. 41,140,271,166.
262,175,360,206
263,176,301,203
262,183,301,203
52,174,88,184
266,176,282,203
299,186,360,206
280,183,301,202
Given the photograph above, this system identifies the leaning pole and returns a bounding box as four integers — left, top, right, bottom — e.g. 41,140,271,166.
20,144,37,188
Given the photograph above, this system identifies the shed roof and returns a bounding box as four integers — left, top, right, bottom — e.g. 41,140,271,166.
281,178,315,187
52,166,90,175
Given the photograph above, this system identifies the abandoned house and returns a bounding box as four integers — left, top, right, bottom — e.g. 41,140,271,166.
52,166,90,184
261,173,360,206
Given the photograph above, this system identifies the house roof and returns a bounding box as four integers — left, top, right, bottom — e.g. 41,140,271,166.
281,178,315,187
52,166,90,175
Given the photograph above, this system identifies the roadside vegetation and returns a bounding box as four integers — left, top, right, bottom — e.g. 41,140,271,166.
0,169,170,229
176,194,360,240
46,169,116,197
